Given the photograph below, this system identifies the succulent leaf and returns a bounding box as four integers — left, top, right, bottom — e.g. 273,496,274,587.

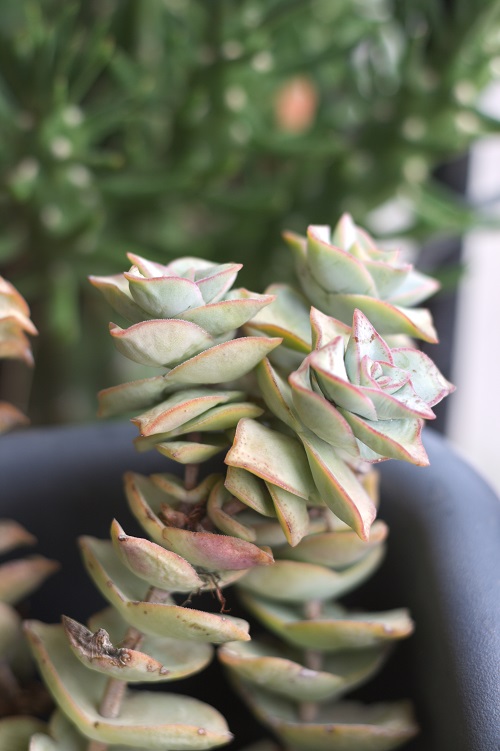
110,519,204,591
0,519,36,554
284,216,440,342
0,716,47,750
88,607,213,681
79,536,250,643
219,640,389,703
0,556,59,604
274,521,388,568
224,467,277,518
131,389,244,437
98,336,281,419
243,284,311,353
63,610,212,683
300,432,376,541
237,547,384,603
226,419,316,502
24,621,233,750
239,593,413,652
240,683,418,751
110,319,215,368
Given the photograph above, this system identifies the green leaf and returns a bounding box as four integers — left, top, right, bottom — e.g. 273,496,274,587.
132,389,243,437
109,319,214,367
225,419,316,501
0,556,59,604
224,467,276,518
290,359,359,454
240,682,418,751
275,521,388,568
178,295,276,337
207,480,257,542
164,337,283,387
24,622,233,750
154,435,229,464
89,275,146,324
238,547,384,603
126,274,204,318
265,482,310,547
244,284,311,352
110,520,204,591
0,717,47,750
339,410,428,466
239,593,413,652
63,607,212,682
255,358,301,431
300,432,376,541
219,640,389,702
306,227,377,296
79,537,251,643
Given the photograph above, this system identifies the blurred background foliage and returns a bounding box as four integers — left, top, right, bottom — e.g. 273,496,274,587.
0,0,499,423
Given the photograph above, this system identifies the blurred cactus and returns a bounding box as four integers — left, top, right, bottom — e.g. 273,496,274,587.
24,213,453,749
0,0,497,421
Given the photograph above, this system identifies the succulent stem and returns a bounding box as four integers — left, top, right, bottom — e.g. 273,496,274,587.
184,433,202,490
298,598,323,723
85,586,167,751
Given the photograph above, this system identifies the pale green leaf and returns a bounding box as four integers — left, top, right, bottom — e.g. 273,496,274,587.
238,547,384,603
110,319,214,368
225,420,316,501
79,537,251,643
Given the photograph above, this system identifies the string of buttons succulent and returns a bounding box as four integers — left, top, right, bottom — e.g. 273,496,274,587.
22,214,453,750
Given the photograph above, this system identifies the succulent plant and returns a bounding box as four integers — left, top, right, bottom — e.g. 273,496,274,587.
25,215,452,750
0,277,57,745
0,276,38,432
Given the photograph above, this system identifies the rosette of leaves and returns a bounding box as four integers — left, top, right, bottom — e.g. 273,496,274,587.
233,217,452,545
283,213,440,343
89,255,281,462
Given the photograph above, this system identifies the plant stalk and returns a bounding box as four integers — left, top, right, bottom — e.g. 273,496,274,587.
298,598,323,723
85,587,166,751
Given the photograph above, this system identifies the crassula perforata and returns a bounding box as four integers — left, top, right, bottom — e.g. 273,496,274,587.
21,215,453,751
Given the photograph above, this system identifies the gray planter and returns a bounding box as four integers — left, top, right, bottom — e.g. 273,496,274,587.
1,423,499,750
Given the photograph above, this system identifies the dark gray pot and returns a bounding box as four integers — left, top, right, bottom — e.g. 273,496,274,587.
1,423,499,751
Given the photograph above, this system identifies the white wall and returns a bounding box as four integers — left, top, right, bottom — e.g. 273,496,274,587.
448,83,500,494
